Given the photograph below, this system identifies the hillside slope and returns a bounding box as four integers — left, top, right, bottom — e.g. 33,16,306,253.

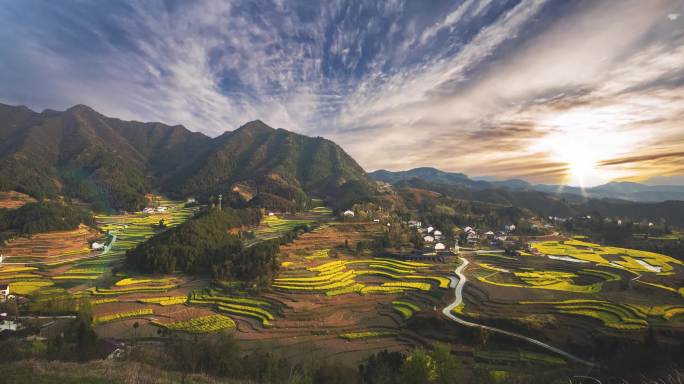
0,103,374,211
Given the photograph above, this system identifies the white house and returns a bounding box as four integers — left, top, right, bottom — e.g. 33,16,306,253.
373,219,380,223
434,242,446,251
156,206,168,213
423,235,434,243
427,226,434,234
343,210,355,217
186,197,197,204
433,230,442,236
91,242,104,250
268,212,275,216
0,284,9,300
464,226,473,233
143,208,155,214
505,224,516,232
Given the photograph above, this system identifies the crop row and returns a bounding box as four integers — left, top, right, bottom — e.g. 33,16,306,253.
93,308,153,324
138,296,187,306
152,314,236,333
339,331,396,340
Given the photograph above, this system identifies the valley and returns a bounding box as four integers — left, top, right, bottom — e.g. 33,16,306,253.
1,106,683,383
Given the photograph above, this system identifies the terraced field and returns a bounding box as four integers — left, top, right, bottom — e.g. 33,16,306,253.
454,241,684,349
530,239,682,275
0,199,197,315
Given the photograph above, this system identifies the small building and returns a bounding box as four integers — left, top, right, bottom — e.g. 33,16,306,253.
427,226,434,234
505,224,516,232
464,226,473,233
373,219,380,223
186,197,197,204
433,230,442,236
268,212,275,216
343,210,355,217
434,242,446,251
143,207,155,214
424,235,434,243
0,284,9,300
156,206,168,213
91,242,104,250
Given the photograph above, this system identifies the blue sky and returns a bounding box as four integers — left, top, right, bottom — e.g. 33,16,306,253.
1,0,683,186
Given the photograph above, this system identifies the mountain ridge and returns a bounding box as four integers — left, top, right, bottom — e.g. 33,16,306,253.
370,167,684,203
0,103,375,211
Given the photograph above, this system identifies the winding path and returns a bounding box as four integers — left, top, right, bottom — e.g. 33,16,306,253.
442,257,598,367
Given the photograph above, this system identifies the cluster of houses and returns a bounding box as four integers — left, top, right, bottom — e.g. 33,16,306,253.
460,224,517,247
407,222,449,252
143,206,168,214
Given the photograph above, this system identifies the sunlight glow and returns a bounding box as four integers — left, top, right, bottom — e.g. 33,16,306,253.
532,106,644,188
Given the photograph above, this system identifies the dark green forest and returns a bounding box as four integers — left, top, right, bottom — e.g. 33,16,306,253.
125,208,283,284
0,201,94,235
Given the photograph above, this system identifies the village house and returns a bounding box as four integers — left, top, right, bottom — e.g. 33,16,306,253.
156,206,168,213
434,242,446,251
433,230,443,239
91,242,104,250
0,284,9,301
427,226,434,234
423,235,434,243
343,210,355,218
467,231,479,245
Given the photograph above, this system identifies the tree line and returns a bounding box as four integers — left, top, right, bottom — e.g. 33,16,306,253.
125,207,286,285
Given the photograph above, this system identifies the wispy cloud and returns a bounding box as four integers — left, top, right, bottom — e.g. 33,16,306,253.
0,0,682,185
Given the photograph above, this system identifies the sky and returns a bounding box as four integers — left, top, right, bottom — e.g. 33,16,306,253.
1,0,683,187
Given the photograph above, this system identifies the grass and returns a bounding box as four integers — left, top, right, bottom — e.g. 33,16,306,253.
339,331,396,340
304,249,329,260
152,314,236,333
90,284,176,295
392,301,420,319
255,215,313,236
93,308,153,324
115,277,172,286
91,298,119,305
8,280,55,295
138,296,187,306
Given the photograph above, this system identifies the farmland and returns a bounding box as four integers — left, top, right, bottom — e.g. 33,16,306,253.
451,237,684,355
4,198,684,381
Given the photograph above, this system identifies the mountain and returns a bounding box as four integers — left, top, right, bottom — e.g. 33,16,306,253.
371,167,684,203
370,167,490,188
165,120,375,210
0,103,374,211
393,177,684,227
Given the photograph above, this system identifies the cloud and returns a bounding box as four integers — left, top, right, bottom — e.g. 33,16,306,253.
0,0,683,185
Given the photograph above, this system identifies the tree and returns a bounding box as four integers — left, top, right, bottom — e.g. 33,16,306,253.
430,343,461,383
400,348,437,384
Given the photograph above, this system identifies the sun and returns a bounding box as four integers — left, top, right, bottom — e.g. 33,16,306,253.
533,107,643,188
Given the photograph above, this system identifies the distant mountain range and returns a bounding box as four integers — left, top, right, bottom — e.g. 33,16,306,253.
370,167,684,203
0,103,374,211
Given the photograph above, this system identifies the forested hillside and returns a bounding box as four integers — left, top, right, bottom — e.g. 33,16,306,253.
0,103,376,212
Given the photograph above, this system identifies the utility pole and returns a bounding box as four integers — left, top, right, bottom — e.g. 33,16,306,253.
218,194,222,211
